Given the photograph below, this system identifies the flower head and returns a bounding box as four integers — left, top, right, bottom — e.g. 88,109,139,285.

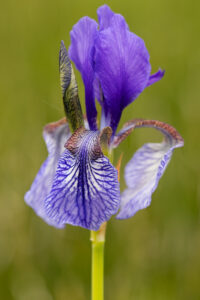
25,5,183,230
69,5,164,134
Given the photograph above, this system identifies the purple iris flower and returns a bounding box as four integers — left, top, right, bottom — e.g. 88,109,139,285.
69,5,164,134
25,5,183,230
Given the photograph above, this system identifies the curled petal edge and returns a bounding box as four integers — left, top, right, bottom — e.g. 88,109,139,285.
112,119,184,148
115,119,184,220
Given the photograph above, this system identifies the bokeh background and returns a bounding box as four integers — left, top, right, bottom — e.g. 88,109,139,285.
0,0,199,299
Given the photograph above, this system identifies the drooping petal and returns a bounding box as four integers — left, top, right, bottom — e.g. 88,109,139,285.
45,128,120,230
146,69,165,87
116,119,184,219
69,17,98,130
97,5,114,30
95,14,151,134
25,119,71,227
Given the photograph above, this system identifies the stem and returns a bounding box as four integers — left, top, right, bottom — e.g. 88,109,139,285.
90,223,107,300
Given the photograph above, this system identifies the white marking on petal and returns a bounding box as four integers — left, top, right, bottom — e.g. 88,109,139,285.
45,130,120,230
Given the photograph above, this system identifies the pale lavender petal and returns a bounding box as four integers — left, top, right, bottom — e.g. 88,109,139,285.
95,14,151,134
146,69,165,87
25,119,71,227
45,128,120,230
116,120,184,219
69,17,98,130
97,5,114,30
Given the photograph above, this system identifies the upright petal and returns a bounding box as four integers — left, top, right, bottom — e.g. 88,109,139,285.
95,14,151,134
116,120,184,219
95,5,124,119
45,128,120,230
69,17,98,130
97,5,114,30
25,119,71,227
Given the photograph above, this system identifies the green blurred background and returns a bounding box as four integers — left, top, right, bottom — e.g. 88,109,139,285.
0,0,199,299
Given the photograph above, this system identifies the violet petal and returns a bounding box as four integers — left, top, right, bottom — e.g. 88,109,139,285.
95,14,151,134
45,128,120,230
97,5,114,30
69,17,98,130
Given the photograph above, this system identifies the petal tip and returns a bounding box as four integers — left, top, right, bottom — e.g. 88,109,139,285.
147,68,165,87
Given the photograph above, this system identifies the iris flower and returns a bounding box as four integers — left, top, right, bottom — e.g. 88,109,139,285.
25,5,183,231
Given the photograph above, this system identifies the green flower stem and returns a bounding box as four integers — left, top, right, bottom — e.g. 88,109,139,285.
90,223,107,300
90,144,112,300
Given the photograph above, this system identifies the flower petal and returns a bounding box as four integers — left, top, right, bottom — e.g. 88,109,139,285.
25,119,71,227
45,128,120,230
97,5,114,30
95,14,151,134
116,120,184,219
69,17,98,130
146,69,165,87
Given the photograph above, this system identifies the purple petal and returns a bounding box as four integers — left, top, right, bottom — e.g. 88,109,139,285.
69,17,98,130
116,120,184,219
45,128,120,230
146,69,165,87
95,5,125,118
95,14,151,134
97,5,114,30
25,119,71,227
